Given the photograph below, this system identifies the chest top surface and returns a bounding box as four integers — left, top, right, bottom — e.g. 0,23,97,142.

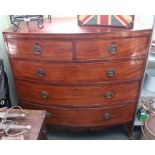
3,18,152,39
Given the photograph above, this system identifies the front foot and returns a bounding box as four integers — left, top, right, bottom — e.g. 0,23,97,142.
129,136,134,140
127,122,133,139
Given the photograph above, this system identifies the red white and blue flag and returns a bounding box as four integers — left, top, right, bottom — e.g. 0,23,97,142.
78,15,134,29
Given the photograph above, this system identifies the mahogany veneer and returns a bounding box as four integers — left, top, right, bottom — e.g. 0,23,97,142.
3,18,152,139
10,59,144,83
16,80,139,107
21,102,135,127
76,37,148,60
7,39,73,61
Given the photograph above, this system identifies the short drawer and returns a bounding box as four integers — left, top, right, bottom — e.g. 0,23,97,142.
7,39,73,61
11,59,144,83
75,37,148,60
21,102,135,126
16,80,139,107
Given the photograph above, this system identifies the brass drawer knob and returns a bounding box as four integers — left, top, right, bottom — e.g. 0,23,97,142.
40,91,49,99
46,112,52,119
37,68,46,77
104,92,113,99
107,69,115,77
33,43,42,55
104,113,112,120
108,42,118,54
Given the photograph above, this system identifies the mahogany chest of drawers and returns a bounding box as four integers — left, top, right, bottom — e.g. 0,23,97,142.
3,18,152,139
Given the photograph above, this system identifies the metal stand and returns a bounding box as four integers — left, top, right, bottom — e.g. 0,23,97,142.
9,15,44,31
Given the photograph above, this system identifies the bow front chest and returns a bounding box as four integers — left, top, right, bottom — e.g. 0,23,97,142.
3,18,152,138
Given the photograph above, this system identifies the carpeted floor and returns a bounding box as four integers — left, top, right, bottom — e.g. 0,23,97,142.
47,126,141,140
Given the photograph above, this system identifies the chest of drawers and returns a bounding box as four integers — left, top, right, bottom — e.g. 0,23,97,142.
3,18,152,139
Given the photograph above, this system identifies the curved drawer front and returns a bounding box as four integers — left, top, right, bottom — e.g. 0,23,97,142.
16,80,139,107
11,59,144,83
21,102,135,126
76,37,148,60
7,39,73,61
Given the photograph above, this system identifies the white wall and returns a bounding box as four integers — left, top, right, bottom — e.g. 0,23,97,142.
134,15,154,29
0,15,18,105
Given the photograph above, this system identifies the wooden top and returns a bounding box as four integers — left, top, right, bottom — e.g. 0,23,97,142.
0,109,46,140
3,18,152,39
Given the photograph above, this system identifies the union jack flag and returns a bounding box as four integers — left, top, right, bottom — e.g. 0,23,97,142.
78,15,134,29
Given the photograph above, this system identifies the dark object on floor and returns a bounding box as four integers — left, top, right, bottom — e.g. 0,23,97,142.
0,59,11,108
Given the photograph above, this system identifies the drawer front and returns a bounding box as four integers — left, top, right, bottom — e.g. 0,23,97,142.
16,80,139,107
21,102,135,126
76,37,148,60
7,39,73,61
11,59,144,83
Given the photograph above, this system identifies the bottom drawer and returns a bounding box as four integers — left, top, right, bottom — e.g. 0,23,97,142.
21,102,136,127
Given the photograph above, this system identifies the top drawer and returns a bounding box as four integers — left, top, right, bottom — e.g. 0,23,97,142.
75,37,148,61
7,39,73,61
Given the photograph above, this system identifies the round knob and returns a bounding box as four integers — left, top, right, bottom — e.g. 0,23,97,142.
108,42,118,54
107,69,115,77
0,100,5,105
104,92,113,99
33,43,42,55
37,68,46,77
104,113,112,120
40,91,49,99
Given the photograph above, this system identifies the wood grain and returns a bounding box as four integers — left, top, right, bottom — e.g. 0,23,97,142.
76,37,148,60
21,102,135,127
11,59,144,84
7,39,73,61
16,80,139,107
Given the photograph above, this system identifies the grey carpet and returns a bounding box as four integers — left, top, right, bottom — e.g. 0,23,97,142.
47,126,141,140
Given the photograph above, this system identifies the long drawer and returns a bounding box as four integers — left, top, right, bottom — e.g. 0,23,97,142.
21,102,135,126
7,39,73,61
16,80,139,107
76,37,148,60
11,59,144,84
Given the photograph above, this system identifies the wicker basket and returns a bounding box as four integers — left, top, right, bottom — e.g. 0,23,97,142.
141,115,155,140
